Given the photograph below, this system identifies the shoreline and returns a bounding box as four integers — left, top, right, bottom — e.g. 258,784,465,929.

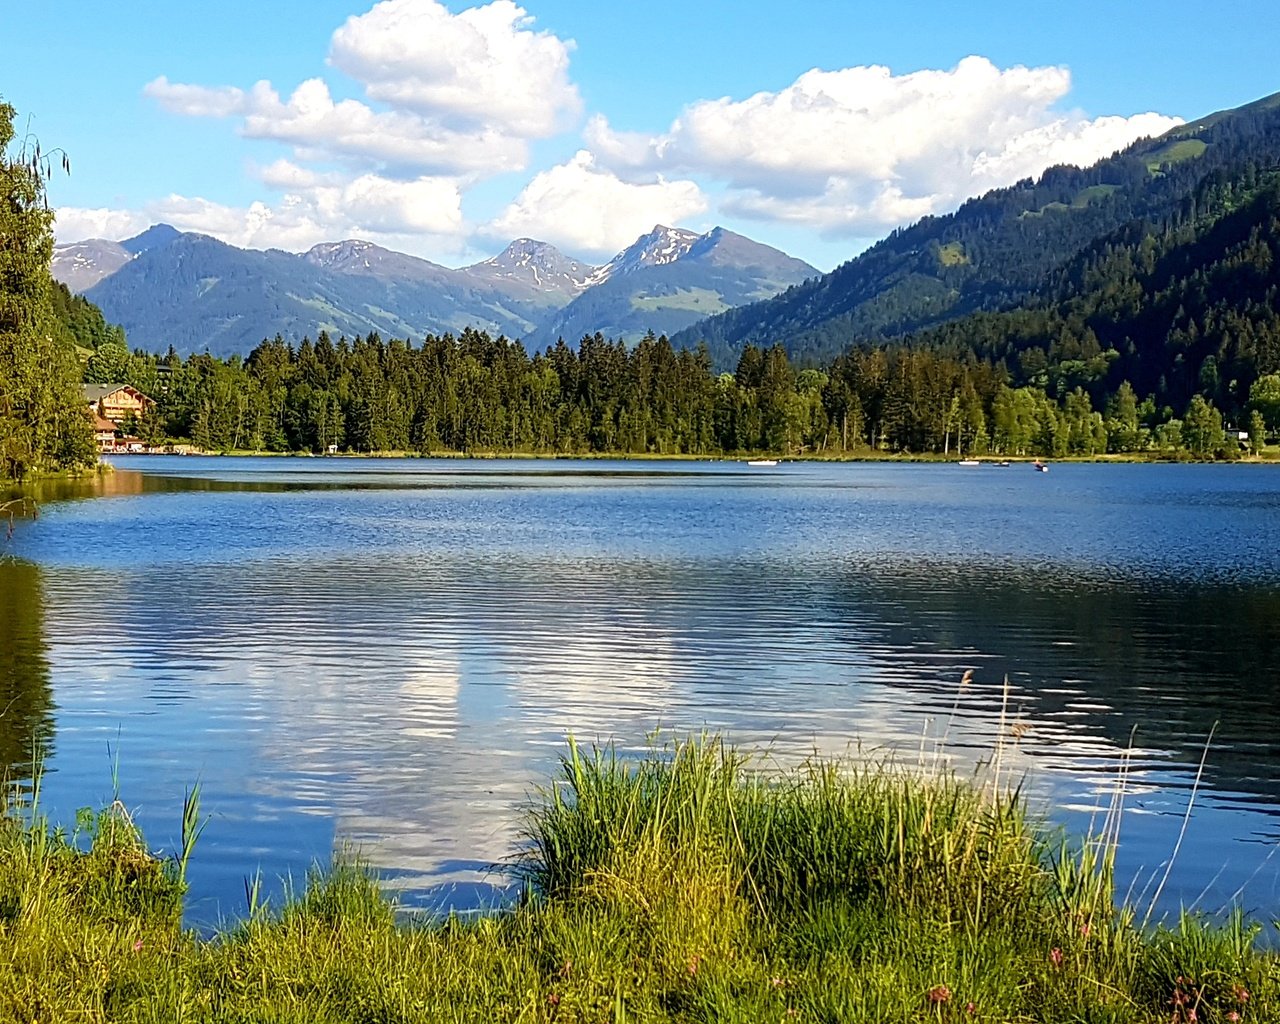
103,447,1280,466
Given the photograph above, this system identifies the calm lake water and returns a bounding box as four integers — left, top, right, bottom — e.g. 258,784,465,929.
3,456,1280,925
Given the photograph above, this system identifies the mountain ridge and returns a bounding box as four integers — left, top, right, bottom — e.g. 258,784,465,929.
58,223,815,357
671,88,1280,367
522,226,817,350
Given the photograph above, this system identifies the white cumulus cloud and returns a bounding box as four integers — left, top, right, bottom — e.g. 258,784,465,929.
145,0,579,181
53,207,152,244
143,76,251,118
970,111,1182,186
587,55,1182,236
147,75,524,177
322,174,464,235
329,0,581,137
489,150,708,258
137,0,587,256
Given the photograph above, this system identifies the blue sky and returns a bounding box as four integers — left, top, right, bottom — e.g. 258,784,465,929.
4,1,1277,271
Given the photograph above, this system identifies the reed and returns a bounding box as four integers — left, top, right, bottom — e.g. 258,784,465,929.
0,734,1276,1023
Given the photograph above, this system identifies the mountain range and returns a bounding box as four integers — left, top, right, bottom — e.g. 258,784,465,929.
53,224,817,358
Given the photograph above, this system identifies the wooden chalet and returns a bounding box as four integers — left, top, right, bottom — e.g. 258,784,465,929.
84,383,155,425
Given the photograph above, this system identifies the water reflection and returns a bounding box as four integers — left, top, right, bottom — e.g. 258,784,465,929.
823,563,1280,802
4,458,1280,922
0,561,54,785
7,468,150,504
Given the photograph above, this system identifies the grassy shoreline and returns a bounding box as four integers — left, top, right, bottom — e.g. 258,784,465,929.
2,737,1275,1022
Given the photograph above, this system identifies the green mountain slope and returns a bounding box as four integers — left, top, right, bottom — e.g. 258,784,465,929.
897,168,1280,420
672,90,1280,369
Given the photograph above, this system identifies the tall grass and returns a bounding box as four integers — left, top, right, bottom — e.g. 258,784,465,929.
521,734,1041,927
1,735,1277,1022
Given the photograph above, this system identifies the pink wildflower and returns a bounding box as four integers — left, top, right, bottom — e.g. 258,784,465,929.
132,939,144,952
1049,947,1064,967
928,985,951,1004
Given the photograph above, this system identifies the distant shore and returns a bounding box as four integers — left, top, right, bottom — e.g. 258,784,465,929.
103,446,1280,466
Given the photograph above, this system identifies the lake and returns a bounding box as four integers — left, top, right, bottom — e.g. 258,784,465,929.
3,456,1279,925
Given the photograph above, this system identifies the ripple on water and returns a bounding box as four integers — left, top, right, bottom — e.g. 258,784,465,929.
4,458,1280,922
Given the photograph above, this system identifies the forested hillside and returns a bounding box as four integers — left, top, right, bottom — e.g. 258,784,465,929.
673,91,1280,369
899,170,1280,421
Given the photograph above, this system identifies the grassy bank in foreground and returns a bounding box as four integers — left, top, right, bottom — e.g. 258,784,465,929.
2,739,1276,1023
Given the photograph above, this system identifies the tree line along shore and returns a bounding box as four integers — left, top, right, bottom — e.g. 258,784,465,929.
68,328,1280,465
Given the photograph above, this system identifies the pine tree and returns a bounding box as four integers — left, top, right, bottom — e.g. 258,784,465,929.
0,99,94,480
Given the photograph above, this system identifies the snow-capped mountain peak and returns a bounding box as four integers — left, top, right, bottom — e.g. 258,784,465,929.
51,238,135,293
303,239,382,270
464,238,598,297
587,225,702,287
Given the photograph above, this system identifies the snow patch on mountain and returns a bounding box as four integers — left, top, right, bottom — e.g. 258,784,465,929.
586,225,702,287
51,239,135,293
464,238,598,298
303,239,381,270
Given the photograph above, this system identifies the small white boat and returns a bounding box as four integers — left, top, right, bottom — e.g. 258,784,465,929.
958,459,980,466
746,459,778,467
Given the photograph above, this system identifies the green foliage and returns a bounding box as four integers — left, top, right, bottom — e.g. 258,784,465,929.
1249,373,1280,430
1106,381,1143,452
48,279,126,356
0,99,95,480
1249,408,1267,452
1184,394,1225,455
3,737,1278,1022
937,241,969,266
118,311,1272,461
